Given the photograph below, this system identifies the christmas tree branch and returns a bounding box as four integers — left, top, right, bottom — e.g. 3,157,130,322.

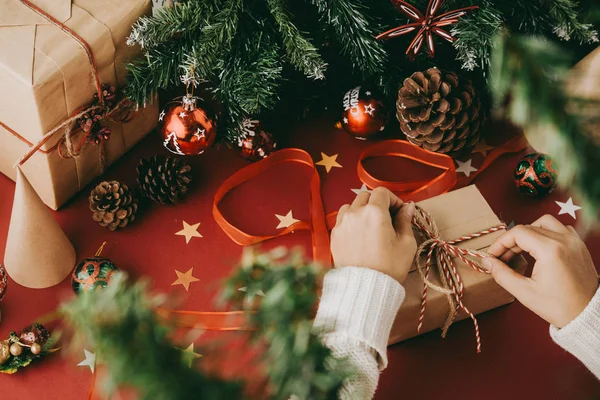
545,0,599,43
490,33,600,220
267,0,327,80
221,248,354,400
60,275,243,399
306,0,387,76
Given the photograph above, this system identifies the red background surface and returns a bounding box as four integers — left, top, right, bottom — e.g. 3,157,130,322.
0,116,599,399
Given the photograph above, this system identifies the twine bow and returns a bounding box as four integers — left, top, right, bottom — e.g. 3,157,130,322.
411,205,507,353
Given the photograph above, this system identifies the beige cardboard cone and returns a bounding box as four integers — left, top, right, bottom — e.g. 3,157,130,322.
3,167,75,288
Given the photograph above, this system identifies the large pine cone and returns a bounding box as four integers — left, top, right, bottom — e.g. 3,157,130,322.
89,181,138,231
397,68,482,156
137,156,192,204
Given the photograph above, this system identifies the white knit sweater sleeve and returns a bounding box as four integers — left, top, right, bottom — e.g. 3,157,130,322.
550,285,600,379
313,266,405,399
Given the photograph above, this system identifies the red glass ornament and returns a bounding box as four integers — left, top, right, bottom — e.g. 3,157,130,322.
0,264,7,302
340,86,389,139
237,119,277,161
158,95,217,156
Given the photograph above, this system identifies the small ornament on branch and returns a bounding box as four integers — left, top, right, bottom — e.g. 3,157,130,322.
397,68,482,156
89,181,138,231
340,86,389,139
237,119,277,161
0,323,54,374
376,0,478,59
72,243,120,294
137,156,192,204
514,153,559,197
158,94,217,156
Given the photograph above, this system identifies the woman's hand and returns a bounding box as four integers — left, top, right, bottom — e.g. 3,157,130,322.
331,187,417,284
485,214,599,328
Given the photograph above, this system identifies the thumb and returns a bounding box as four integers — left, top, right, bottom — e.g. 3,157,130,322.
484,257,530,300
394,202,416,238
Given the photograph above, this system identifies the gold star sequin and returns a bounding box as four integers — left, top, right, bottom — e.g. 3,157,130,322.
275,210,300,229
315,152,342,173
175,221,203,244
171,268,200,291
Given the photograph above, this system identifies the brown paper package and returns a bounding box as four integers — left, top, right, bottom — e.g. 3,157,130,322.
0,0,158,210
388,185,528,345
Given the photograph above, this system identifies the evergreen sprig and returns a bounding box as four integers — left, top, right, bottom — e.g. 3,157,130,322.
546,0,599,43
60,249,353,399
490,33,600,221
220,247,355,400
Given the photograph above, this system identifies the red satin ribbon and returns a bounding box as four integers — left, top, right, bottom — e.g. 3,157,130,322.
174,135,529,331
213,148,332,266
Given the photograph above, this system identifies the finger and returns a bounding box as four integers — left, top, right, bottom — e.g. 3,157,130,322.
336,204,350,226
499,249,518,263
487,225,549,260
393,202,416,238
369,187,403,212
351,191,371,210
567,225,581,238
530,214,570,234
484,257,533,301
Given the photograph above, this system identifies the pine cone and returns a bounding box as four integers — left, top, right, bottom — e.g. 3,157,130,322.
89,181,138,231
137,156,192,204
397,68,483,156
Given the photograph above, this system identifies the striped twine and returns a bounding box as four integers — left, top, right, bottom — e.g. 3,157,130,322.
412,205,506,353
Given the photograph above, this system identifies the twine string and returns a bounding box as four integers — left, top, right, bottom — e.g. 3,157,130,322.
95,242,107,257
411,205,507,353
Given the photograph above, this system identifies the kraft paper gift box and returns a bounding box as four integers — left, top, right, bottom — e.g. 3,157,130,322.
388,185,528,345
0,0,158,210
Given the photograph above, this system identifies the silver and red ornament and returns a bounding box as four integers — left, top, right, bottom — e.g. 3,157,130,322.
237,119,277,161
158,94,217,156
340,86,389,139
0,264,7,324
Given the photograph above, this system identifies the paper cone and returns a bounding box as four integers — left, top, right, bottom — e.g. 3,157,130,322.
3,167,75,288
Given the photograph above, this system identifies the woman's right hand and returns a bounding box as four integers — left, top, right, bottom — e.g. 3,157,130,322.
484,215,599,328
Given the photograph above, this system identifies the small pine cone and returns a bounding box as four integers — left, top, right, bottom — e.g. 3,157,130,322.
397,68,483,157
137,155,192,204
89,181,138,231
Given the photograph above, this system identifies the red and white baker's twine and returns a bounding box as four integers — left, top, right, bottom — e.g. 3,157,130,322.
412,205,507,353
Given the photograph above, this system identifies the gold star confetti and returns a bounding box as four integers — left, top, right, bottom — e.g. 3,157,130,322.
171,268,200,291
316,152,342,173
275,210,300,229
472,140,494,157
182,343,202,368
175,221,203,244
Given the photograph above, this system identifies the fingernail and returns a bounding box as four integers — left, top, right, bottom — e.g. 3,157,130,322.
483,257,493,271
405,202,416,217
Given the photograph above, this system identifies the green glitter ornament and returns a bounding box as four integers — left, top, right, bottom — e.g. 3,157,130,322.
514,153,559,197
72,243,119,294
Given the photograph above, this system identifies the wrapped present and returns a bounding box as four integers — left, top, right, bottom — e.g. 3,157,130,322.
389,185,528,349
0,0,158,210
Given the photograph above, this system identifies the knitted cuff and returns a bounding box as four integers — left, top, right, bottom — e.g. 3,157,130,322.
550,285,600,379
313,266,405,370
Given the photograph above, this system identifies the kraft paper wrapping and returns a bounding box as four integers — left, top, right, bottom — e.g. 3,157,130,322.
389,185,528,345
0,0,158,210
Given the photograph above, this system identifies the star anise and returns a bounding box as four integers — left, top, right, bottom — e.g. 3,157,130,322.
376,0,478,59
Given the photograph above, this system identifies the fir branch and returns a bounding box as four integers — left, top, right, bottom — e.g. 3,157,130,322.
60,275,243,400
215,32,284,142
452,1,505,71
221,247,355,400
545,0,599,43
490,33,600,221
126,2,212,49
306,0,387,77
181,0,242,84
124,36,194,106
267,0,327,80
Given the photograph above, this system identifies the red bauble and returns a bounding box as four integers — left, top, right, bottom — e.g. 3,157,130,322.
158,95,217,156
237,119,277,161
0,264,7,302
340,86,389,139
